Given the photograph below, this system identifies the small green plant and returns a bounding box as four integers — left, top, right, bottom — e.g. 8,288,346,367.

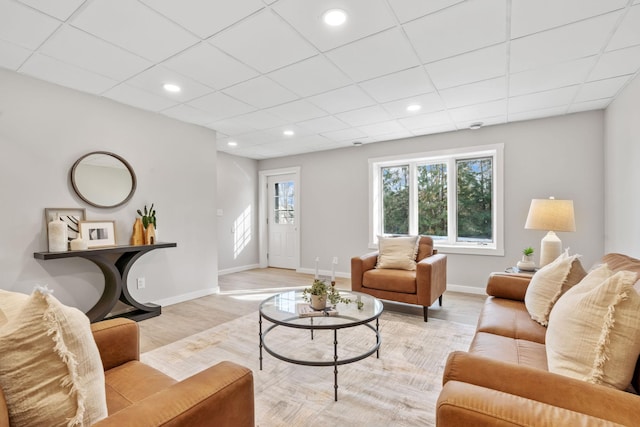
302,279,352,306
137,204,157,229
523,247,534,256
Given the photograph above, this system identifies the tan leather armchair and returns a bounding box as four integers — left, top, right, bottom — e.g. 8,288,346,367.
351,236,447,321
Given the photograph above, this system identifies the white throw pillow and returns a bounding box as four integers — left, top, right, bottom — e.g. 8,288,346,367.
546,265,640,390
376,235,420,270
524,250,586,326
0,287,108,427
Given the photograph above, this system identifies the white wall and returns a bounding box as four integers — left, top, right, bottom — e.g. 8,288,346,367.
604,73,640,257
216,152,260,273
259,111,605,291
0,69,218,312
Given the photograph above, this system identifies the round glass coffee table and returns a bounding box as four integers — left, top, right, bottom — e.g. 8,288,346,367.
259,290,383,401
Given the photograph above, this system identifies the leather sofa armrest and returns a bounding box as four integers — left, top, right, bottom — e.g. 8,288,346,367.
91,318,140,371
486,273,532,301
442,351,640,426
93,361,254,427
416,254,447,302
350,252,378,291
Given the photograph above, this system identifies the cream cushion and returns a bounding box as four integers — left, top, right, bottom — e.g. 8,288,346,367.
376,235,419,270
524,250,586,326
546,265,640,390
0,287,108,426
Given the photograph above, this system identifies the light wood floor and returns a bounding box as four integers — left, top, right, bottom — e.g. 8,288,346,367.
138,268,486,353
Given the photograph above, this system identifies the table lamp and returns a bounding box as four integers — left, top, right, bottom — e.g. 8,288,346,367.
524,197,576,267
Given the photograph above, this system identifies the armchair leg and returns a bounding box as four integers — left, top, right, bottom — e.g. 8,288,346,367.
439,295,443,307
423,306,428,322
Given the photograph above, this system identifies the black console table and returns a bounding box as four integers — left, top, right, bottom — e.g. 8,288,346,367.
34,242,177,322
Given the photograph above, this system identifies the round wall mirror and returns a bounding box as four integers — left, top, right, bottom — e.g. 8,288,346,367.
70,151,137,208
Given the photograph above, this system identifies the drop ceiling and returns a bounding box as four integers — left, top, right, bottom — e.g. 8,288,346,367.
1,0,639,159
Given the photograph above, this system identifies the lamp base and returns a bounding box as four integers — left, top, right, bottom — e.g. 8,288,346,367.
539,231,562,267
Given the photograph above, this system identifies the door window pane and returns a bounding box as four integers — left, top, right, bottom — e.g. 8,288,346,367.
456,157,492,242
381,165,409,234
274,181,294,224
417,163,448,238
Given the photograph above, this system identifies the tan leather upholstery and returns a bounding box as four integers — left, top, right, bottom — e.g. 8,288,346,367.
351,236,447,321
437,254,640,426
0,317,255,427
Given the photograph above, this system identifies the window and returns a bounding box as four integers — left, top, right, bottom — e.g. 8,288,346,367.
274,181,294,224
370,144,504,255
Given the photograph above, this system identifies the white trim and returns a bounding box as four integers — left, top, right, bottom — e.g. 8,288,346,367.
258,166,301,269
296,268,351,279
218,264,260,276
153,287,219,307
446,284,486,295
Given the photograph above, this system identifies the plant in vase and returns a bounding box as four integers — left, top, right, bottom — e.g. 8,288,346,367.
303,279,352,310
137,204,157,244
517,247,536,271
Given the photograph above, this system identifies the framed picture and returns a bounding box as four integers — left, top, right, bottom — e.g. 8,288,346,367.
45,208,86,243
79,220,116,248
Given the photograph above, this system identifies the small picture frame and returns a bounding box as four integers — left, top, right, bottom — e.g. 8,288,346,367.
45,208,86,243
79,220,116,248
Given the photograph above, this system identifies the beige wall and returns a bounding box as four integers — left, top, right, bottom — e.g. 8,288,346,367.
0,69,219,312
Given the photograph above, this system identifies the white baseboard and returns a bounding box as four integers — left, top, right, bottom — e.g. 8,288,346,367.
296,268,349,279
153,287,219,307
218,264,260,276
447,284,486,295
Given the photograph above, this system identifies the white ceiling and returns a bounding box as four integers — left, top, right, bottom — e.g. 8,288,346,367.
2,0,639,159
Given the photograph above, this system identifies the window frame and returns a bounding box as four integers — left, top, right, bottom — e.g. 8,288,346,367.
369,143,504,256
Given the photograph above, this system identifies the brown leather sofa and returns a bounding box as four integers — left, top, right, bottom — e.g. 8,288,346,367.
0,318,254,427
436,253,640,426
351,236,447,321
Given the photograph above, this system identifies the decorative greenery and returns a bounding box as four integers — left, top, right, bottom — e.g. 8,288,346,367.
137,204,157,229
523,247,534,256
302,279,352,306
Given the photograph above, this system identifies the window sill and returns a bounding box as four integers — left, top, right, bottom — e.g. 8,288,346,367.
434,244,504,256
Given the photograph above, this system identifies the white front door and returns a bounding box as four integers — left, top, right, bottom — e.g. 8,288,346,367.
267,174,297,269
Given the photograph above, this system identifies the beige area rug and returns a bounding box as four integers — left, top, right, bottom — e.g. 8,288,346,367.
142,311,475,427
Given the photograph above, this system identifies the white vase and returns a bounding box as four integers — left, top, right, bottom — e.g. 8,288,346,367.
48,216,68,252
517,255,536,271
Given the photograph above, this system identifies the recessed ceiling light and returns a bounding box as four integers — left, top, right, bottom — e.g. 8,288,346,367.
353,141,363,146
406,104,422,112
283,130,295,136
469,122,484,130
227,141,238,147
323,9,347,26
163,83,181,93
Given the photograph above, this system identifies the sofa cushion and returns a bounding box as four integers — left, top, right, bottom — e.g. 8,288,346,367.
376,235,419,270
476,297,547,344
363,268,417,294
469,332,548,371
524,250,586,326
0,287,108,427
547,265,640,390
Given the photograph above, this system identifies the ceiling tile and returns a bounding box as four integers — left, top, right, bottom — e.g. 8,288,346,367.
307,85,375,114
222,76,297,109
568,98,611,113
272,0,396,51
296,115,349,134
326,28,420,82
268,55,351,97
161,104,215,125
509,106,567,123
607,4,640,51
574,75,631,103
20,53,117,94
209,9,316,73
387,0,464,23
359,67,434,103
448,99,506,122
265,99,328,123
335,105,393,127
590,45,640,81
70,0,199,62
320,127,367,142
440,77,506,108
358,120,406,137
125,65,214,102
510,12,621,73
17,0,85,21
404,0,507,63
0,0,60,50
456,115,506,130
382,92,445,117
411,123,458,136
509,57,595,97
207,117,257,136
140,0,264,38
228,110,289,130
40,25,152,81
187,91,256,121
0,39,31,70
399,111,452,130
162,42,258,90
425,44,507,89
102,83,178,111
511,0,628,38
508,86,578,114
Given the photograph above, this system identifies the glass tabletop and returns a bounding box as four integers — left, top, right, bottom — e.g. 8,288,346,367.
259,290,383,329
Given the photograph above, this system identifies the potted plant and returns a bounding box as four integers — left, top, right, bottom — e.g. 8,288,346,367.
137,204,156,229
517,247,536,271
303,279,352,310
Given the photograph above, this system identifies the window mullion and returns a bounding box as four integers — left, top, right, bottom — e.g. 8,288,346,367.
409,162,418,235
448,157,456,244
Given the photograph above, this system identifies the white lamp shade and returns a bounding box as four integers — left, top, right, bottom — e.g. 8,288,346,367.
525,199,575,232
